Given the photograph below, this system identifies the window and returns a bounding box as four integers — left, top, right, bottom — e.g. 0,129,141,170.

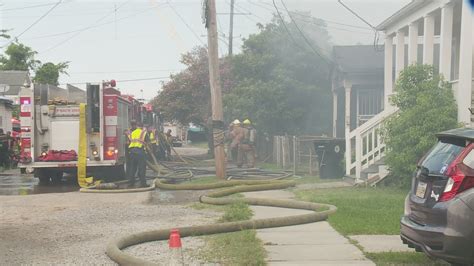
463,149,474,169
421,140,464,175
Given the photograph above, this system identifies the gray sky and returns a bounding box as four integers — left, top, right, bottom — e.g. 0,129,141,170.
0,0,409,101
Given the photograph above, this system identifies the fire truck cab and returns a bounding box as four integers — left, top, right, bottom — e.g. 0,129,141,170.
18,81,159,183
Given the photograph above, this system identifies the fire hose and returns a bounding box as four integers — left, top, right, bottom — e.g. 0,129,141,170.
79,154,337,264
105,178,337,265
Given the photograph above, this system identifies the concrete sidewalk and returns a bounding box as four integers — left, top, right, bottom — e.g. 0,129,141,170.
243,190,374,266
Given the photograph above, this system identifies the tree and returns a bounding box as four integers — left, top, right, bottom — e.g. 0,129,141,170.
152,47,233,127
0,42,40,71
33,62,69,85
384,65,458,187
225,15,332,135
153,14,332,136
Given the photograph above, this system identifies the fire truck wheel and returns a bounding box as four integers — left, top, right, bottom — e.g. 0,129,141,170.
51,172,63,183
36,170,50,184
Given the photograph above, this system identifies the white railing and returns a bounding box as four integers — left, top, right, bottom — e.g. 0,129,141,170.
346,107,399,179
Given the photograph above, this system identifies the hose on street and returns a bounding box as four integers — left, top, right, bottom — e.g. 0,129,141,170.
105,178,337,265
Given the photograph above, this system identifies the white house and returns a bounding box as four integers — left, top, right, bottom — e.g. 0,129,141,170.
0,96,13,133
345,0,473,181
0,70,31,105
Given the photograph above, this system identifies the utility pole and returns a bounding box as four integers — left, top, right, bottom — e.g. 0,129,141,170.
205,0,227,179
228,0,235,56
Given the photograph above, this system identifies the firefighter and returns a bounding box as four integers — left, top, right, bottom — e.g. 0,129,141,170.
147,125,158,160
156,130,169,160
165,129,173,159
230,120,246,167
239,119,257,168
126,120,148,187
0,129,8,168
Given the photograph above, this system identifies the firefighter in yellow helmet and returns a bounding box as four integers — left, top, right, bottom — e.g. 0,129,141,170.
126,120,148,187
238,119,256,168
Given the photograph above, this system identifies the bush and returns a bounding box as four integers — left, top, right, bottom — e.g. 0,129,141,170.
384,65,458,187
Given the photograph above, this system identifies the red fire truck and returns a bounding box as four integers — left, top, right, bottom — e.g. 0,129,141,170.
18,81,161,183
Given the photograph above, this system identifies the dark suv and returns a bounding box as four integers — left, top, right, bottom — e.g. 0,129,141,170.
401,128,474,265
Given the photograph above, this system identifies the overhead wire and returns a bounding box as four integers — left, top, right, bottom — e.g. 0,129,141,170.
279,0,331,66
247,0,372,34
167,1,206,45
291,15,373,35
1,2,63,12
336,0,383,51
1,0,63,48
25,3,167,41
38,0,132,54
287,11,372,31
62,76,170,85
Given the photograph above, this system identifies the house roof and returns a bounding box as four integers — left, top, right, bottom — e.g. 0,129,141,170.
0,96,13,106
376,0,430,30
332,45,384,73
0,70,31,95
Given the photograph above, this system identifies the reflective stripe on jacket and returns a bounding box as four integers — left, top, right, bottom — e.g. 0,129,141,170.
149,131,157,144
128,128,147,149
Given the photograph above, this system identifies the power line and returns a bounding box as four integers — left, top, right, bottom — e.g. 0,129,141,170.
337,0,376,30
279,0,331,65
336,0,383,51
291,16,373,35
25,3,166,41
167,1,206,45
1,2,61,12
2,0,63,48
289,11,372,31
61,76,170,86
38,0,132,54
247,0,372,33
69,69,180,74
271,0,308,51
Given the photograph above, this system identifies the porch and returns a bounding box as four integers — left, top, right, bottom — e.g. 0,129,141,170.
343,0,474,181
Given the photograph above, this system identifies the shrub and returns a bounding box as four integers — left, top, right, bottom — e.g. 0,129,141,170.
384,65,458,187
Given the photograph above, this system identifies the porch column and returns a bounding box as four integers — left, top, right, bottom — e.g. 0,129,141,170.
332,90,338,138
396,30,405,79
423,14,435,64
384,35,393,109
408,22,418,65
457,0,473,125
344,80,352,176
439,2,454,80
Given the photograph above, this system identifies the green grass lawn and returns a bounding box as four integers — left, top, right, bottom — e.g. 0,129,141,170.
198,201,266,265
296,187,450,265
296,187,408,235
365,252,448,266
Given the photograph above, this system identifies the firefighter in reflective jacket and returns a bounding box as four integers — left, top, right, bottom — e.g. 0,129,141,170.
147,125,158,160
127,120,148,187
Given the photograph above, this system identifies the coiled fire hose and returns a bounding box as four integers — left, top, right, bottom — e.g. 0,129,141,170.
104,178,337,265
77,138,337,264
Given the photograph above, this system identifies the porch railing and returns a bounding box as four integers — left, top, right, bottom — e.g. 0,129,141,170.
346,107,399,179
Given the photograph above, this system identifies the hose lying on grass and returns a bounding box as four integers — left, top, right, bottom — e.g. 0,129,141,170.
105,178,337,265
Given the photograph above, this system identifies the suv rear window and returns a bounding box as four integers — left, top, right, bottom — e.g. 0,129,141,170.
420,139,465,175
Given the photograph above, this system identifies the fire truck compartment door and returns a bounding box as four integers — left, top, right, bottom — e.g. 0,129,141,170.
50,120,80,151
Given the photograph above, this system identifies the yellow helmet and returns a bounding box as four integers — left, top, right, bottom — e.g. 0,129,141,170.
243,119,251,125
232,119,241,125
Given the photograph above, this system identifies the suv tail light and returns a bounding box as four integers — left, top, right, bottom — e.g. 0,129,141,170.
440,143,474,202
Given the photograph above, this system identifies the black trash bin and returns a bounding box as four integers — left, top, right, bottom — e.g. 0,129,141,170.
313,138,345,179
